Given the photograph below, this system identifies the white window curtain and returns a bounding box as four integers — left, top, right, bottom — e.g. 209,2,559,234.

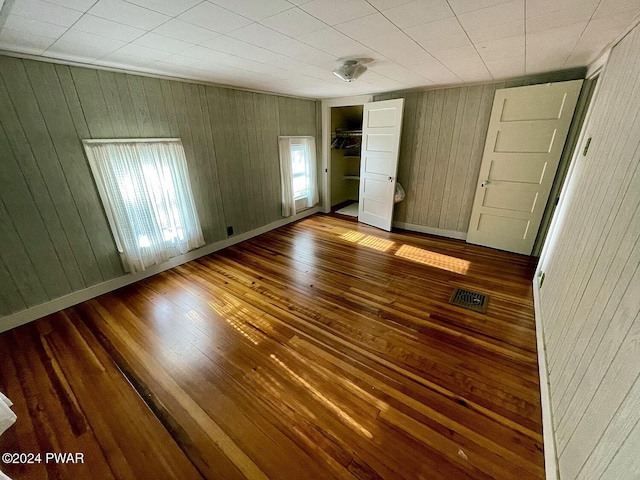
278,136,318,217
83,139,205,273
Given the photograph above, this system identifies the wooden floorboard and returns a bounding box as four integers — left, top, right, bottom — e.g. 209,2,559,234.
0,214,543,479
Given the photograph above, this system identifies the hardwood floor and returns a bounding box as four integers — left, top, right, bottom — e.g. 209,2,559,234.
0,215,543,479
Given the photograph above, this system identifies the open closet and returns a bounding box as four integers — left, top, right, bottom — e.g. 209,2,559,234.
330,105,363,218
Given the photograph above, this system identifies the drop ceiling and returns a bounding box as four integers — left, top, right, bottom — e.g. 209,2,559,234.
0,0,638,99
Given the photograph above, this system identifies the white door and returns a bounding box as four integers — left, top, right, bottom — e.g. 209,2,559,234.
358,98,404,231
466,80,583,255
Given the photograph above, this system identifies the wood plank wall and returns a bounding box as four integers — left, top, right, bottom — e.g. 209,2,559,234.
0,55,319,319
375,69,587,249
538,23,640,480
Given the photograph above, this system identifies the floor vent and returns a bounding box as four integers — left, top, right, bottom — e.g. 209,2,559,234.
449,288,488,313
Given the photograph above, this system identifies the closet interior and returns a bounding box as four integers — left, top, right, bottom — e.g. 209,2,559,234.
330,105,363,217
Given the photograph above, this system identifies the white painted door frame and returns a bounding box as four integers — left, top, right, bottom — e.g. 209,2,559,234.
321,95,372,213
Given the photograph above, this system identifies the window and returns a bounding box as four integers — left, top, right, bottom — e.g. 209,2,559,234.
83,139,205,273
278,136,318,217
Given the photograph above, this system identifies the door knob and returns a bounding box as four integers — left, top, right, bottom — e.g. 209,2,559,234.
481,180,491,187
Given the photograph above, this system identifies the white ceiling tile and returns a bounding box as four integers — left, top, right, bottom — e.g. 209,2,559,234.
47,30,126,60
457,0,524,31
369,60,430,84
416,33,471,53
404,17,464,43
202,36,288,64
593,0,640,18
296,27,371,58
43,0,98,12
208,0,293,21
526,0,599,17
227,23,290,49
484,56,525,78
3,13,67,38
124,0,201,17
527,5,595,34
465,19,524,44
299,0,377,26
334,13,399,40
260,7,327,37
526,22,586,52
152,19,220,44
177,2,252,33
476,35,524,61
360,31,426,60
11,0,83,27
88,0,169,30
132,33,194,53
366,0,413,10
0,28,57,54
114,43,176,62
382,0,454,30
73,15,146,42
268,38,337,66
448,0,514,15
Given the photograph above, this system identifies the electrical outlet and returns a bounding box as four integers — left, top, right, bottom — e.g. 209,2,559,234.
226,226,234,236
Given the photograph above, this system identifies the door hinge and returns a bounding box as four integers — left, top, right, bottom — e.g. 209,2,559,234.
583,137,592,156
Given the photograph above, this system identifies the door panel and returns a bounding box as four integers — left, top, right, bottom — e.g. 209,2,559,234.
358,98,404,231
466,79,583,254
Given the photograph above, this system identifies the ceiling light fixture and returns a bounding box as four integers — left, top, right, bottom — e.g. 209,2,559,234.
332,60,367,82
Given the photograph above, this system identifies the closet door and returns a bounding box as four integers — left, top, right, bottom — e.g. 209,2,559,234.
358,98,404,231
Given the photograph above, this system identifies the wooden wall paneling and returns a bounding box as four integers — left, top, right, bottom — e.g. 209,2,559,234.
142,77,172,137
95,71,130,138
544,45,639,355
538,23,640,479
252,93,275,225
219,87,249,234
70,67,115,138
198,84,225,242
0,139,48,308
0,70,75,300
0,254,25,315
439,87,466,229
54,64,123,281
160,80,180,138
24,61,104,287
549,136,640,412
230,89,256,233
242,92,266,228
417,89,444,225
125,75,155,137
183,82,217,243
445,86,482,231
205,86,237,235
236,90,262,230
428,87,460,227
457,83,500,232
1,58,87,293
169,81,208,239
113,73,141,138
406,91,432,225
393,92,415,223
588,375,640,479
265,94,282,222
559,306,640,478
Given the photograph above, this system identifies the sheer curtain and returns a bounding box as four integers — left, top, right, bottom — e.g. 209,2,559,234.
84,139,205,273
278,136,318,217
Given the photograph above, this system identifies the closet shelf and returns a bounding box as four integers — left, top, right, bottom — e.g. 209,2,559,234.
343,175,360,180
343,155,360,158
332,130,362,138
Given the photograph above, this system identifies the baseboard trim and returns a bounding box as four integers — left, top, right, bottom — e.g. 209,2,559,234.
392,221,468,240
0,207,321,334
533,279,560,480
